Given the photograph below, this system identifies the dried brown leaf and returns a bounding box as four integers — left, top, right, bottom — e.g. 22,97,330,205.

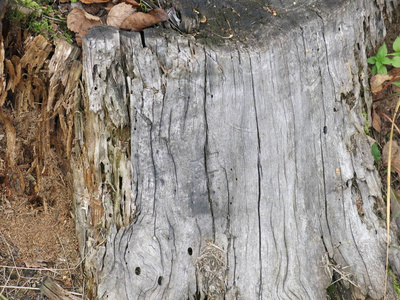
84,10,102,21
383,141,400,177
120,8,168,31
67,7,102,38
107,3,136,28
123,0,140,7
372,108,381,133
79,0,109,4
370,73,392,94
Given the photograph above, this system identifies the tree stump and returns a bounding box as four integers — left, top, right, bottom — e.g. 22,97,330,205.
73,0,400,298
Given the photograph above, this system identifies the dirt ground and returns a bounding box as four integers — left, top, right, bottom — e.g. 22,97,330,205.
0,111,83,300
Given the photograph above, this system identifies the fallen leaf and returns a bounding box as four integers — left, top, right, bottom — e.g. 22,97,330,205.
382,141,400,176
370,73,392,94
84,10,102,21
120,8,168,31
123,0,140,6
67,8,103,44
372,107,381,133
107,3,136,28
78,0,109,4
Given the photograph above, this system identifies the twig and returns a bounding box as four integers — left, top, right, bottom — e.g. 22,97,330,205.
376,109,400,135
57,234,72,280
0,285,83,297
0,232,20,279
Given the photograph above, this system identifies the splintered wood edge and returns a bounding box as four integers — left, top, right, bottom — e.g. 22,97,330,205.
40,277,81,300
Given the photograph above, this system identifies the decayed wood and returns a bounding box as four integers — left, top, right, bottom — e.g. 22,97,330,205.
40,277,81,300
75,0,400,298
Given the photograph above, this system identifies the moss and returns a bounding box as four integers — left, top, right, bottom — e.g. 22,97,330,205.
326,284,337,300
5,0,73,43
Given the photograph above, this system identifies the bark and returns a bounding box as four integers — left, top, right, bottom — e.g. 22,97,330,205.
74,0,400,298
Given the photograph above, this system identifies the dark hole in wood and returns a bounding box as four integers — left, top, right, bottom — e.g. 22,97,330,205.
109,213,112,217
94,86,98,91
188,247,193,255
100,162,105,173
119,176,123,190
333,107,338,112
158,276,163,285
135,267,141,275
323,126,327,134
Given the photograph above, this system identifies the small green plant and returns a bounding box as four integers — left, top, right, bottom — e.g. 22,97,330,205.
367,37,400,74
388,268,400,300
6,0,73,43
371,142,381,163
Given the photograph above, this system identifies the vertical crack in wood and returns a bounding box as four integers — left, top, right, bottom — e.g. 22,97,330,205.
203,52,216,242
249,50,263,299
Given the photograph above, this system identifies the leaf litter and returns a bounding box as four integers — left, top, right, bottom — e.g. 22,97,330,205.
66,0,169,45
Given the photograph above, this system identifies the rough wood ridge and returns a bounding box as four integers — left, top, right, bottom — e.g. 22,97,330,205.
73,0,400,298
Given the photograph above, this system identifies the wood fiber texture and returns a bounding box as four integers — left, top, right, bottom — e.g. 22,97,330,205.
75,0,400,298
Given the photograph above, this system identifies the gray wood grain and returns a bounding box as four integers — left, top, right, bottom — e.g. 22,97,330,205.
74,0,400,298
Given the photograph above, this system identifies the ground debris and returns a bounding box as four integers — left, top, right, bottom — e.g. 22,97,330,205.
0,25,84,300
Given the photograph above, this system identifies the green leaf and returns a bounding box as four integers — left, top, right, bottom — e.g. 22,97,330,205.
382,57,393,65
377,63,388,74
371,142,381,163
372,65,377,74
392,81,400,87
367,56,377,64
377,43,388,59
394,37,400,52
392,56,400,67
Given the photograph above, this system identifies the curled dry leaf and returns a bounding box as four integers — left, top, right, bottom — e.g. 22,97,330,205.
372,107,381,133
370,73,392,94
84,10,102,21
382,141,400,177
120,8,168,31
107,3,136,28
67,8,102,45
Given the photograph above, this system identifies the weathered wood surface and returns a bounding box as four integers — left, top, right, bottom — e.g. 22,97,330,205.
73,0,400,298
